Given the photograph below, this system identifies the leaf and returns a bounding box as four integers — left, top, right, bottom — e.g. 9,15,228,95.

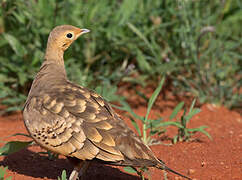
10,133,32,138
185,108,201,124
147,117,163,129
169,102,184,120
12,11,26,24
157,121,184,128
173,135,178,144
222,0,233,14
0,91,7,99
95,85,120,102
17,71,27,86
181,107,187,127
188,126,212,140
0,166,7,178
127,22,157,57
145,77,165,122
0,166,12,179
6,177,13,180
117,0,139,25
136,50,152,72
0,37,8,48
123,166,137,174
129,116,141,136
149,129,159,136
0,141,33,156
61,170,67,180
188,99,197,113
5,106,22,113
0,133,32,140
3,33,27,57
118,101,144,121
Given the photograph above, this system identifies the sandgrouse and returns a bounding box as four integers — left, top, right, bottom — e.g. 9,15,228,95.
23,25,191,180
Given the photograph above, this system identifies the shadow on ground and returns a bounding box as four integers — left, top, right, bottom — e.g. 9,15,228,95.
0,148,139,180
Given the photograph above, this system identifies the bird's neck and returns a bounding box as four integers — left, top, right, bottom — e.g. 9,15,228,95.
38,44,67,85
44,43,65,66
38,60,67,79
28,57,68,98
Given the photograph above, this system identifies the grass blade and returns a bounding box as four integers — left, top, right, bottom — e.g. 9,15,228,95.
169,102,184,120
0,133,32,140
189,99,196,113
61,170,67,180
145,77,165,121
143,77,165,143
0,141,33,156
185,108,201,124
3,33,27,57
127,22,157,57
158,121,184,128
123,166,137,174
188,126,212,140
129,116,142,136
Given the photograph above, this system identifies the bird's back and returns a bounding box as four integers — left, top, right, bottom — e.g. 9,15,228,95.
23,76,158,167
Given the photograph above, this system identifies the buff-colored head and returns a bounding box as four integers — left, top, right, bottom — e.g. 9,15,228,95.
45,25,90,61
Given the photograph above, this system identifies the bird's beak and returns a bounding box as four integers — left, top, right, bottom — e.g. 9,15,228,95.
80,29,90,34
76,28,90,38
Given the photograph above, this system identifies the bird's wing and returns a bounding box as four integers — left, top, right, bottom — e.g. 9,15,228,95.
23,82,157,166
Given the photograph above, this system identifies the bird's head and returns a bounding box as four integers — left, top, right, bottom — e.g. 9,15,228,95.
47,25,90,52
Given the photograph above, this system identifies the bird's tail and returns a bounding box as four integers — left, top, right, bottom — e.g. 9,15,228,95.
156,159,191,180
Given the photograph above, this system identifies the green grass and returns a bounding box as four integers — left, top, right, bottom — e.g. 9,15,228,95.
0,0,241,112
169,99,212,143
57,170,67,180
118,78,211,146
120,80,211,179
0,166,12,180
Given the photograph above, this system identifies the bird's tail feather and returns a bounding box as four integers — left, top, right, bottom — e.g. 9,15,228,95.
156,159,191,180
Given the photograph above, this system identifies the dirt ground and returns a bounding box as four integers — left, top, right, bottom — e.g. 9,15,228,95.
0,86,241,180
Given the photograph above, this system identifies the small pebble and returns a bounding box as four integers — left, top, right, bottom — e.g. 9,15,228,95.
236,118,241,123
201,161,206,167
188,168,195,175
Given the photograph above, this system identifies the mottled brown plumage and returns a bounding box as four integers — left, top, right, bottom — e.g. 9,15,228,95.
23,25,191,180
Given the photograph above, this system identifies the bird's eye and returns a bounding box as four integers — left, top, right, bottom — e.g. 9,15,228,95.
66,33,73,39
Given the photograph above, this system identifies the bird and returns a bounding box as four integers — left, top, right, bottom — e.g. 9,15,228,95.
23,25,191,180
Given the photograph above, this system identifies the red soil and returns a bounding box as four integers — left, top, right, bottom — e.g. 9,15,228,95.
0,87,241,180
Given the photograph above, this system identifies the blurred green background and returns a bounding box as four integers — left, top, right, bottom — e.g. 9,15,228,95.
0,0,241,112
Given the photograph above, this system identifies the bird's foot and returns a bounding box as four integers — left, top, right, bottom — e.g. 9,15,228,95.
69,169,79,180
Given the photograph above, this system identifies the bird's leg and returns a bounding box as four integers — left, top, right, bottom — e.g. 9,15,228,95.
78,161,90,180
69,167,80,180
68,157,91,180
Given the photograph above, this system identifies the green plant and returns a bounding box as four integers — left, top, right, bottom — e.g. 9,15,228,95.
121,82,211,178
117,77,166,145
0,166,12,180
169,99,212,143
171,0,242,108
0,133,33,156
0,133,60,161
123,166,148,180
118,78,211,146
57,170,67,180
38,150,59,161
